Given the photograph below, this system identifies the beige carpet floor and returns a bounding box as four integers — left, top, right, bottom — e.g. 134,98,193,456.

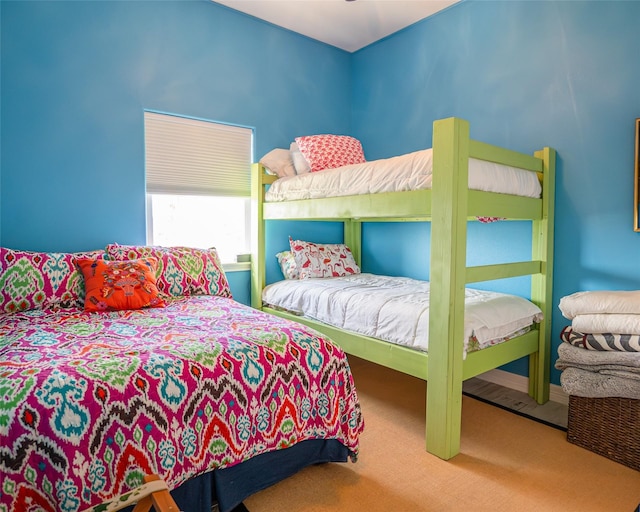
245,356,640,512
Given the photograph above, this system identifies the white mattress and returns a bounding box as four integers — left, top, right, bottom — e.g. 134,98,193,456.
262,274,543,356
265,149,542,202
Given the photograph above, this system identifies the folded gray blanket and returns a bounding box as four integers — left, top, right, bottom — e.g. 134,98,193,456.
555,341,640,376
560,367,640,399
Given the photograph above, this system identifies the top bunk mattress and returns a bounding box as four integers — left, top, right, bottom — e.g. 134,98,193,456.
262,273,543,356
264,148,542,202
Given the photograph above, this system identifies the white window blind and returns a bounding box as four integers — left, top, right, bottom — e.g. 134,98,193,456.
144,111,252,197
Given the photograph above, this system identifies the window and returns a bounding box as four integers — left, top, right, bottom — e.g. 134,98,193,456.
144,111,253,264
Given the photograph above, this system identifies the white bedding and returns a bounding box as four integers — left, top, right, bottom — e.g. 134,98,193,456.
559,290,640,319
264,149,542,202
570,314,640,335
262,274,543,356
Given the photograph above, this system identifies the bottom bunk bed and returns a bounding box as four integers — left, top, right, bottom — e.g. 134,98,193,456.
251,117,556,460
0,245,363,512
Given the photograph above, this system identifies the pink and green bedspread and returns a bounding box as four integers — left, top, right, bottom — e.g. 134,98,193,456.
0,296,363,512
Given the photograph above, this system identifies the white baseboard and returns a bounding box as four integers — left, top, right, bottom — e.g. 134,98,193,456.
474,369,569,406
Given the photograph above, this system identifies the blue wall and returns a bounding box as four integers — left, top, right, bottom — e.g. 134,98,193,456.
3,0,640,385
0,0,350,252
351,0,640,383
0,0,351,300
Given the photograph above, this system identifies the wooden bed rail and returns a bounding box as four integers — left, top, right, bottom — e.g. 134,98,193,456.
80,475,180,512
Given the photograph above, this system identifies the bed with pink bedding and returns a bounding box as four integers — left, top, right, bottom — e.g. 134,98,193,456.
0,245,363,512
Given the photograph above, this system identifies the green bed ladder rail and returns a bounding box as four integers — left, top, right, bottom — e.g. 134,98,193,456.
426,118,555,460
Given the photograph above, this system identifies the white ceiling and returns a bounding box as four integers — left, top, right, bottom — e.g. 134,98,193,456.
214,0,459,53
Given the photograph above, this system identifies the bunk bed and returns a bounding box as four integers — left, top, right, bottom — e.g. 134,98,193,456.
251,117,556,460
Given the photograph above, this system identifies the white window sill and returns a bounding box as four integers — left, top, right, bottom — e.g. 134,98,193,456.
223,262,251,272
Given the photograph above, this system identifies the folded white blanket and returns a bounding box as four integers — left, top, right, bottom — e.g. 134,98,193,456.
559,290,640,319
571,314,640,335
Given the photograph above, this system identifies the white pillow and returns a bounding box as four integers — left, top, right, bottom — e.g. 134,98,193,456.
276,250,299,280
290,142,311,175
259,148,296,178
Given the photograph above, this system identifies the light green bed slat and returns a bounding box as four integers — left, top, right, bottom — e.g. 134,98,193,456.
263,307,540,383
262,186,541,221
462,329,540,380
467,190,542,219
528,147,556,404
427,117,469,460
469,139,543,172
263,307,430,379
343,220,362,267
466,261,542,284
250,164,266,309
262,188,433,220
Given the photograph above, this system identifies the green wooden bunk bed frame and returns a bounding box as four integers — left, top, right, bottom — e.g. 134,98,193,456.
250,117,556,460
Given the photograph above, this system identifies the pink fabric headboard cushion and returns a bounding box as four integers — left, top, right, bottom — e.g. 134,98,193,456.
105,244,232,298
0,247,106,313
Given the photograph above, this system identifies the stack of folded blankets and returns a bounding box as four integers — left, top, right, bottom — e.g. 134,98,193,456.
555,290,640,399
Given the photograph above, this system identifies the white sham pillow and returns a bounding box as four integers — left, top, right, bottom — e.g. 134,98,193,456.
276,250,299,280
259,148,296,178
290,142,311,175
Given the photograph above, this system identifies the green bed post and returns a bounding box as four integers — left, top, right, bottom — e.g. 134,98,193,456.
344,220,362,267
251,163,266,310
529,147,556,403
427,117,469,460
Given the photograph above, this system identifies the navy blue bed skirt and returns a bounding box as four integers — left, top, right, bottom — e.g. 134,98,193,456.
163,439,351,512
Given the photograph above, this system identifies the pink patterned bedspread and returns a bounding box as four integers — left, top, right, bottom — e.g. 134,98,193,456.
0,296,363,511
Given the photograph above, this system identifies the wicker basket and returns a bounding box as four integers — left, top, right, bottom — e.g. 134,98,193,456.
567,395,640,471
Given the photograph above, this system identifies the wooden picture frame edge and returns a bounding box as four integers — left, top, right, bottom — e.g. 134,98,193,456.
635,118,640,232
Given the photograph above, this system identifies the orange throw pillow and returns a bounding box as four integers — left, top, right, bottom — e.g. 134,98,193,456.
76,257,166,312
